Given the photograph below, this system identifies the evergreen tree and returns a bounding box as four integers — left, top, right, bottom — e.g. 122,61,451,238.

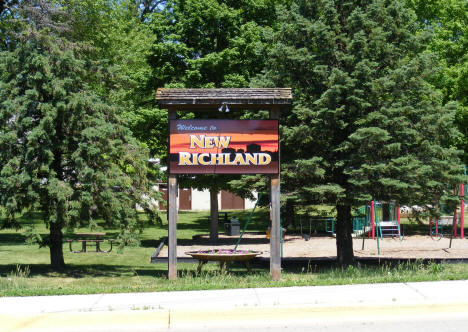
256,0,463,265
0,1,155,268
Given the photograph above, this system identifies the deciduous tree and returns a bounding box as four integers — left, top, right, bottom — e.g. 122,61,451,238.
405,0,467,164
148,0,285,241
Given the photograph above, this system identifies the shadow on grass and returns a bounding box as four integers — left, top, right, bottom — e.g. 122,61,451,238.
0,262,271,279
140,239,161,248
0,257,447,281
0,232,27,244
0,263,170,278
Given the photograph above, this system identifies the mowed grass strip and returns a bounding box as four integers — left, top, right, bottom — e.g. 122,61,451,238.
1,209,468,297
3,261,468,297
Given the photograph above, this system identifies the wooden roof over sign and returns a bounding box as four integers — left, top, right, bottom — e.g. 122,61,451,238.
155,88,292,110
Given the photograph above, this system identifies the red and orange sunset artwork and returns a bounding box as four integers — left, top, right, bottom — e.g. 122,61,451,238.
169,120,279,174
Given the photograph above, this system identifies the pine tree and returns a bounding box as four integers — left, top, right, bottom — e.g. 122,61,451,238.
256,0,463,265
0,1,155,268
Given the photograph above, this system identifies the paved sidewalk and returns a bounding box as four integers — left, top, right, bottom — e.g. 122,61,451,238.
2,280,468,332
2,280,468,314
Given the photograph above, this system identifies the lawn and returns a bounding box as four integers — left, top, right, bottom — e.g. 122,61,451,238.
1,209,468,297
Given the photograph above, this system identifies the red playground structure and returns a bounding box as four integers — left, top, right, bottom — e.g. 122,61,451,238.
429,181,466,239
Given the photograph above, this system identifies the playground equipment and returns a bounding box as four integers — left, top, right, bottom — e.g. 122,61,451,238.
451,167,466,238
299,215,312,241
457,175,466,238
234,193,284,257
429,174,466,239
430,215,453,241
353,201,401,240
297,201,401,241
298,216,335,240
352,206,370,237
358,201,402,255
234,193,262,250
375,202,402,240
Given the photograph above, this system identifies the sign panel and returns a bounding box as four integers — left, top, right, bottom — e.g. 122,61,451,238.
169,119,279,174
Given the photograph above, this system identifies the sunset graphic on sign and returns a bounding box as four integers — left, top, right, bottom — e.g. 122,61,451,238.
169,120,279,174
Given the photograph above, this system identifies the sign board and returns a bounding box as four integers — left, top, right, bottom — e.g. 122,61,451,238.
169,119,279,174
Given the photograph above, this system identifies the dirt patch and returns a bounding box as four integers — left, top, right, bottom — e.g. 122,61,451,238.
158,233,468,260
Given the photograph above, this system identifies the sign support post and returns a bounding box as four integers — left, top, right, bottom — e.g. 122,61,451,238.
168,108,178,280
270,107,281,280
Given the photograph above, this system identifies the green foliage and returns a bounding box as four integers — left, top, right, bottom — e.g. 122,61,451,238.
405,0,468,164
255,0,464,264
0,0,19,51
147,0,287,206
148,0,285,89
0,2,156,267
60,0,164,158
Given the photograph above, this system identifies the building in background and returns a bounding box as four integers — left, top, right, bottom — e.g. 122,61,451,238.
156,184,257,211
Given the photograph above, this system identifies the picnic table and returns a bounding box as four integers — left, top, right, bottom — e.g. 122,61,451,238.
207,211,232,223
66,232,114,253
218,211,230,222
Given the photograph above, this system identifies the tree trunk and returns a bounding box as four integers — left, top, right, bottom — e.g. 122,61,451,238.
49,219,65,269
51,111,65,269
284,198,295,229
209,189,219,243
335,204,354,266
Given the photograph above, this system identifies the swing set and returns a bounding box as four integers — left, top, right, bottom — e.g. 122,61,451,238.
429,180,466,241
298,215,335,240
295,201,402,242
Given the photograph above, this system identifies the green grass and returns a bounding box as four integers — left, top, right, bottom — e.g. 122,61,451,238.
1,209,468,297
2,260,468,297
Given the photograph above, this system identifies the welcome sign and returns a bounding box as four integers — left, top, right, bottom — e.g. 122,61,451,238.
169,119,279,174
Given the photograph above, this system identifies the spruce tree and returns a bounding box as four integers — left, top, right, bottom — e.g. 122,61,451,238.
256,0,463,265
0,1,155,268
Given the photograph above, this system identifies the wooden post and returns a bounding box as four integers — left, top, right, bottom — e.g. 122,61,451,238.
209,189,219,243
168,109,178,280
270,107,281,280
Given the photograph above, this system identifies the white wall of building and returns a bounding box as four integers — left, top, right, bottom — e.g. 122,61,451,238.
245,193,258,209
191,188,211,211
152,183,258,211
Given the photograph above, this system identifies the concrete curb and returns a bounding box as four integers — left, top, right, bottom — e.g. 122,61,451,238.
2,280,468,332
1,280,468,314
3,302,468,332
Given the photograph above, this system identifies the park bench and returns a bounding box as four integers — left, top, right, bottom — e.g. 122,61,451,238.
65,232,115,253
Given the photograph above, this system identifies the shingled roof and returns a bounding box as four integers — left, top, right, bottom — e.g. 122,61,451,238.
156,88,292,111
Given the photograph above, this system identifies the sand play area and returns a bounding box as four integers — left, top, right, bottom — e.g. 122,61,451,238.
159,233,468,260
